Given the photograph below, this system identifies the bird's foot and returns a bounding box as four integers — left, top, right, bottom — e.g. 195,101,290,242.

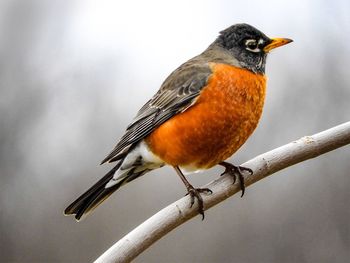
219,161,253,197
186,186,212,220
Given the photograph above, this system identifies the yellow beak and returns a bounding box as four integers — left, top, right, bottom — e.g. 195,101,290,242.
264,38,293,52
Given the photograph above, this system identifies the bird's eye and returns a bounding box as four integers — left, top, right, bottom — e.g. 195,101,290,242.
245,39,260,53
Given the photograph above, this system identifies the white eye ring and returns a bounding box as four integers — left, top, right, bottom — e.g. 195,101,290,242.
245,39,261,53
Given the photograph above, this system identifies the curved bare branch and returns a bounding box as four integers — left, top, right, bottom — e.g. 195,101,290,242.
95,121,350,263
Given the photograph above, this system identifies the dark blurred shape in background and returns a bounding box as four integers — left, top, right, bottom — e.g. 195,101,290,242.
0,0,349,262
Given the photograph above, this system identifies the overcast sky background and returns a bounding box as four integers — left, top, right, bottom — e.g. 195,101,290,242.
0,0,349,262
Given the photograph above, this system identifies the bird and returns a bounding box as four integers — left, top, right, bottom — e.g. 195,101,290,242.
64,23,292,221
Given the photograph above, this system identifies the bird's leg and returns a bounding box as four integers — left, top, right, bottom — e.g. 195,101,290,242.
173,166,212,220
219,161,253,197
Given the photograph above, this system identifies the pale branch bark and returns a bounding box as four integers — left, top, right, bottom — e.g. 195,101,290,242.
95,121,350,263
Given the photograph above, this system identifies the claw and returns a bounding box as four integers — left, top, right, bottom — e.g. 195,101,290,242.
186,187,212,220
174,166,213,220
219,162,253,197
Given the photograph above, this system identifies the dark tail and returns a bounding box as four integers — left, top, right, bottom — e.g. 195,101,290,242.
64,162,126,221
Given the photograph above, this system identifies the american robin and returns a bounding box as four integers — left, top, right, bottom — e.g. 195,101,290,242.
65,23,292,221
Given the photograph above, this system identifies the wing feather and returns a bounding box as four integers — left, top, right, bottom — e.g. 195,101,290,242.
101,63,212,164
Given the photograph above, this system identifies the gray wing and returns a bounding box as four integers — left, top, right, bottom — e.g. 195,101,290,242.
100,63,212,164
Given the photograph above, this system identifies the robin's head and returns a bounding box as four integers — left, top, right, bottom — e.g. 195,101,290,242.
214,23,292,74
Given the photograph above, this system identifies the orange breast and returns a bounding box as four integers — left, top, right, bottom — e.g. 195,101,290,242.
145,63,266,169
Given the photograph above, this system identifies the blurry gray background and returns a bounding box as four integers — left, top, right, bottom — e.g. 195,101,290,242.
0,0,349,262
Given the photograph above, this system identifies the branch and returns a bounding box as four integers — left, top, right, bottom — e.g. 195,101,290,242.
95,121,350,263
